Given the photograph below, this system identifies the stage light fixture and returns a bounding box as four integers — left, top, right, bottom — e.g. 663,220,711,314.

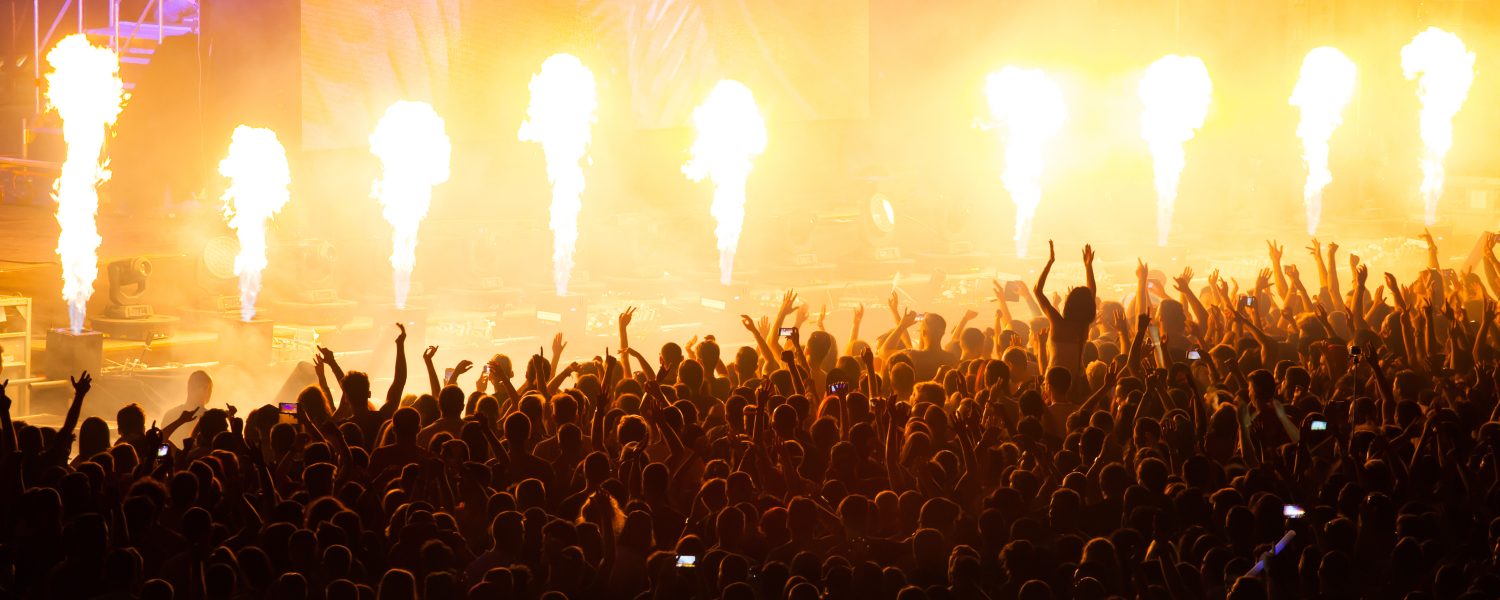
105,257,154,319
197,236,241,312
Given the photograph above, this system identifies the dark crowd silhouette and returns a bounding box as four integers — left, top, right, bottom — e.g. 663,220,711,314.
4,233,1500,600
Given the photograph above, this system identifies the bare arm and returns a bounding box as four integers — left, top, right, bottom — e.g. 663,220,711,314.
1034,241,1063,323
1422,228,1440,271
381,324,408,419
846,304,865,356
1268,240,1289,299
1083,244,1097,295
422,346,441,399
1327,241,1348,314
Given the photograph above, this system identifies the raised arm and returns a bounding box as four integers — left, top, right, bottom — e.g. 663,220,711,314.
1131,258,1150,318
1422,228,1440,271
0,377,15,455
1324,243,1345,314
1083,244,1097,295
1173,267,1209,334
382,324,408,417
770,290,799,353
1034,241,1063,323
1308,238,1330,294
741,314,779,368
422,346,441,399
1268,240,1289,299
43,372,91,463
618,307,636,374
845,303,865,357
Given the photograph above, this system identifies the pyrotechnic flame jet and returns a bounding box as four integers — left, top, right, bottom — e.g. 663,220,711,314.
219,125,292,321
1290,47,1357,236
1402,27,1474,226
983,67,1067,258
683,80,767,286
370,101,451,309
1139,55,1212,247
45,34,126,333
519,53,598,297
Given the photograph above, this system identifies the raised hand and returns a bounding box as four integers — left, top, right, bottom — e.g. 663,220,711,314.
1082,244,1095,268
394,323,407,345
992,279,1007,302
1173,267,1194,294
1136,258,1149,282
887,291,901,320
1255,268,1272,293
1384,271,1400,293
317,345,336,365
1283,264,1300,280
794,304,810,328
816,304,827,329
1349,253,1360,272
423,345,438,362
619,306,636,328
453,360,474,378
1355,264,1369,287
71,371,92,397
757,315,771,337
778,290,799,318
1421,227,1436,248
899,309,918,329
551,333,567,358
1267,240,1284,263
1306,238,1322,258
740,314,758,334
1046,239,1056,264
1327,240,1340,259
853,303,865,323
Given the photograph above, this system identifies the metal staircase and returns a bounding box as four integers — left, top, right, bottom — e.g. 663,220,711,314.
2,0,198,200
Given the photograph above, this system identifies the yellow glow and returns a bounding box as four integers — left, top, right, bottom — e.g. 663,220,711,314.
683,80,767,285
1139,55,1212,247
1290,47,1357,236
219,125,291,322
519,53,598,297
370,101,451,309
984,66,1067,258
45,34,126,333
1402,27,1474,226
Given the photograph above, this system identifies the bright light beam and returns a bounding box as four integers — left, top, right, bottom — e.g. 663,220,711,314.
370,101,450,309
219,125,291,321
45,34,126,333
1402,27,1474,226
1290,47,1357,236
519,53,598,296
1139,55,1212,247
984,67,1067,258
684,80,767,285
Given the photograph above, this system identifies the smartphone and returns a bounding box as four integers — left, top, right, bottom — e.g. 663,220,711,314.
828,382,849,395
1187,349,1202,361
444,368,455,382
675,554,697,568
1282,504,1305,519
915,313,927,322
280,402,298,415
1310,420,1327,431
1348,345,1362,357
1242,296,1255,308
779,327,796,337
156,444,169,457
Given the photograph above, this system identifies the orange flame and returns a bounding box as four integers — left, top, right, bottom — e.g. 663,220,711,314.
219,126,291,321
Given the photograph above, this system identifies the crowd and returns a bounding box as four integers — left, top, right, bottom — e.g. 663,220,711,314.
3,232,1500,600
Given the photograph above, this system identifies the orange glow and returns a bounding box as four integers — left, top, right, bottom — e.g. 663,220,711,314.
45,34,126,333
984,66,1067,258
683,80,768,285
1402,27,1474,226
1290,47,1357,236
1139,55,1212,247
519,53,599,297
219,125,292,321
370,101,451,309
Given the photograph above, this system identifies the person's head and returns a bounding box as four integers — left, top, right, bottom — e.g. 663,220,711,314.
1044,367,1071,403
438,385,464,419
1063,287,1097,326
79,417,111,458
919,313,948,349
187,370,213,408
116,404,146,437
393,405,423,444
342,371,372,403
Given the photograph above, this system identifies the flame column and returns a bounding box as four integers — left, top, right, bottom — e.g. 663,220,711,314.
1402,27,1474,226
219,125,291,322
45,34,126,333
1138,55,1212,247
519,54,599,297
370,101,451,309
983,67,1067,258
684,81,768,286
